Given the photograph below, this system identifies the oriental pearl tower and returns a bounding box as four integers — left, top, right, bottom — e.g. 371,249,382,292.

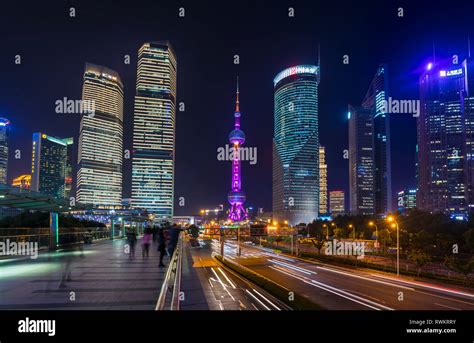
227,77,248,221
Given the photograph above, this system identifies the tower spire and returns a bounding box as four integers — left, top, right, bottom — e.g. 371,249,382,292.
235,76,240,113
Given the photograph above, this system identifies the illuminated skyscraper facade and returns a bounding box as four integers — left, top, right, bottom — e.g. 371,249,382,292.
273,65,320,225
362,64,392,214
329,190,345,216
131,42,177,219
319,146,328,214
76,63,124,207
31,133,73,199
0,118,10,184
349,64,391,215
417,57,474,218
348,105,375,215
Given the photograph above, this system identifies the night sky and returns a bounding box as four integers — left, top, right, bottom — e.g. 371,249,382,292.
1,0,473,215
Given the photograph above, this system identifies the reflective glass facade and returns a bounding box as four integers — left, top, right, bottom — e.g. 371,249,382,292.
362,64,392,214
417,58,474,217
348,105,375,215
273,65,319,225
31,133,73,199
0,118,10,184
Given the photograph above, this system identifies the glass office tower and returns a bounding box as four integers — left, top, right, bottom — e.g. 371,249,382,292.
0,118,10,184
273,65,320,225
76,63,124,207
362,64,392,214
31,133,73,199
417,57,474,218
319,146,328,214
131,41,177,220
348,105,375,215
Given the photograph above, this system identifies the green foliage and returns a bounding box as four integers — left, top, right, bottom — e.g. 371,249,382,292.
407,249,431,276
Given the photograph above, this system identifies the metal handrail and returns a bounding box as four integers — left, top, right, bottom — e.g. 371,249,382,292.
156,231,184,310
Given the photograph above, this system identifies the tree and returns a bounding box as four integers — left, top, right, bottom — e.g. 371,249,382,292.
407,249,431,276
444,256,474,284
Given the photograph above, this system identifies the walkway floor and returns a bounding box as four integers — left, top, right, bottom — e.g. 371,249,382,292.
0,239,168,310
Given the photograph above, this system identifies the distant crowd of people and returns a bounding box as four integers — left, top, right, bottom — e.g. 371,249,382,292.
125,224,182,268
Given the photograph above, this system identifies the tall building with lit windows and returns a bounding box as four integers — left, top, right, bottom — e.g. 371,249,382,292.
273,65,320,225
348,64,391,215
0,118,10,184
417,57,474,218
31,133,73,199
319,146,328,214
76,63,124,207
348,105,375,215
329,190,345,216
131,41,177,219
362,64,392,214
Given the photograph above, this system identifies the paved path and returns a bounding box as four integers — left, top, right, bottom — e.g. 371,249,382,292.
0,239,168,310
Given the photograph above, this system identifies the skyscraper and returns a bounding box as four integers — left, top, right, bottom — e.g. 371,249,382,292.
348,105,375,215
319,146,328,214
227,79,248,221
0,118,10,184
397,189,417,212
131,41,177,219
417,57,474,218
76,63,124,207
362,64,392,214
31,133,73,198
329,190,345,216
273,65,320,225
348,65,391,215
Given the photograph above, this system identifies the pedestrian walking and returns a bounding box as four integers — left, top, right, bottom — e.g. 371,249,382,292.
127,228,137,259
142,228,152,258
157,228,167,267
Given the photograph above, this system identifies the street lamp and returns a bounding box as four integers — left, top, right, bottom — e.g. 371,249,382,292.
386,215,400,277
368,221,378,242
348,224,356,240
323,224,329,240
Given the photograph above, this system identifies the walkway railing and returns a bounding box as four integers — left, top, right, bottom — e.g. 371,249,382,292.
0,227,110,249
156,231,184,310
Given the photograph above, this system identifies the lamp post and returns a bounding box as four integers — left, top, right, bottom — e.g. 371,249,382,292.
348,224,355,240
368,221,378,242
323,224,329,240
386,215,400,277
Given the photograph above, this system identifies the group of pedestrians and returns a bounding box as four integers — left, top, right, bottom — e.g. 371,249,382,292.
126,224,180,268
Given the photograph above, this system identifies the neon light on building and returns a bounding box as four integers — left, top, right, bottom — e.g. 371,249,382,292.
227,78,248,221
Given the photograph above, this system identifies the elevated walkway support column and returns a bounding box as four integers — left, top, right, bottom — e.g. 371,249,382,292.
49,212,59,250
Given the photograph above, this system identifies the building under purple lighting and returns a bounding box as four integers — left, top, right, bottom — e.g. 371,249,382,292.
227,78,248,221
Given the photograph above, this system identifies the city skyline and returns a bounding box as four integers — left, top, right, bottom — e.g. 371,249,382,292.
1,1,473,216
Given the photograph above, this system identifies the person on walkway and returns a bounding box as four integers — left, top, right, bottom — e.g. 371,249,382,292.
127,228,137,259
157,228,167,267
142,228,152,258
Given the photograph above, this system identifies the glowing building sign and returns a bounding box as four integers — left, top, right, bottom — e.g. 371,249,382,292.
440,68,463,77
273,65,318,86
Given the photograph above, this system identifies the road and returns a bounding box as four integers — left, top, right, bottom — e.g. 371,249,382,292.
188,239,291,310
212,239,474,310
